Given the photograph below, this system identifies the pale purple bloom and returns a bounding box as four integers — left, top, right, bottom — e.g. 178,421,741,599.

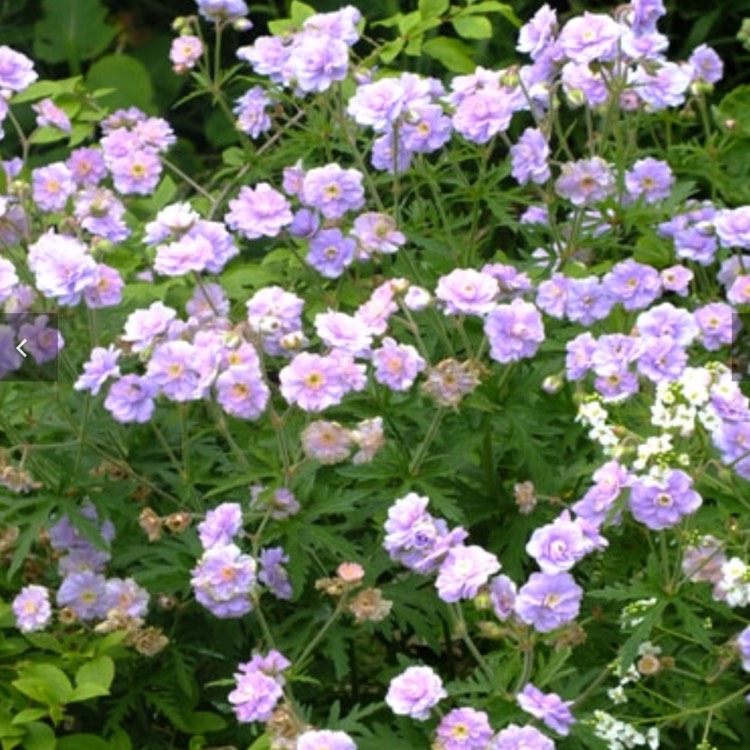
18,315,62,365
32,98,71,132
715,207,750,250
536,274,569,319
315,310,373,356
104,375,156,423
436,545,501,602
289,35,349,93
629,0,666,35
301,164,364,219
57,571,108,621
297,730,356,750
307,228,356,278
558,12,620,64
565,331,597,380
383,493,468,574
198,503,243,549
451,89,514,144
564,276,614,325
187,282,230,320
371,130,414,173
215,365,270,420
32,162,75,212
561,62,609,108
0,257,17,302
514,571,583,633
510,127,551,185
229,670,282,723
110,149,162,195
351,212,405,258
279,352,348,412
526,511,592,574
572,460,629,526
170,35,203,70
517,683,576,736
347,77,408,132
694,302,734,350
628,470,702,530
590,334,641,377
154,233,215,276
196,0,248,23
727,275,750,305
660,265,693,296
625,158,673,203
603,259,661,311
489,574,517,620
401,103,452,154
104,578,150,618
246,285,304,356
234,86,273,138
484,299,545,363
436,707,493,750
372,337,425,391
75,187,130,243
385,665,446,720
517,4,557,59
681,535,726,586
258,546,292,600
554,157,614,206
737,625,750,672
226,183,292,239
633,61,692,110
147,340,214,402
490,725,553,750
436,268,499,316
13,585,52,632
636,303,698,346
689,44,723,85
121,301,176,353
0,46,37,91
27,230,98,306
191,543,256,618
300,420,352,464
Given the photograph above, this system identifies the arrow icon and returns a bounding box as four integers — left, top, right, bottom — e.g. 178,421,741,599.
15,339,27,358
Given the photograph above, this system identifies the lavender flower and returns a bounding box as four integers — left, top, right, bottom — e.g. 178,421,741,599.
297,730,357,750
306,228,356,278
0,46,37,91
372,337,425,391
301,164,364,219
104,375,156,423
436,268,499,316
170,35,203,71
510,127,551,185
490,724,554,750
603,259,661,311
526,511,593,574
190,543,256,618
737,625,750,672
12,585,52,633
554,157,614,206
514,571,583,632
694,302,734,350
57,571,108,621
198,503,243,549
628,470,702,530
258,547,292,600
280,352,350,412
225,183,293,239
300,420,353,464
290,35,350,93
351,212,405,258
517,683,576,736
436,707,493,750
436,545,501,602
121,301,176,353
234,86,272,137
385,665,446,720
625,158,673,203
489,574,517,620
484,299,545,363
104,578,150,618
517,4,557,59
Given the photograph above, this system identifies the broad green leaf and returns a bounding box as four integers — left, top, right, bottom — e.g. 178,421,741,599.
57,736,111,750
379,38,405,64
150,176,178,212
85,55,155,115
75,656,116,695
21,722,56,750
247,734,271,750
12,77,83,104
10,708,47,725
290,0,316,25
452,15,493,39
28,127,69,145
419,0,448,19
715,85,750,138
462,0,520,26
13,664,73,705
422,37,475,73
179,712,227,733
34,0,116,66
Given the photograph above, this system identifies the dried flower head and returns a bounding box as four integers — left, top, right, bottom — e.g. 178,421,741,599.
164,512,192,533
347,587,393,623
139,507,163,542
514,480,537,514
132,625,169,656
421,359,482,407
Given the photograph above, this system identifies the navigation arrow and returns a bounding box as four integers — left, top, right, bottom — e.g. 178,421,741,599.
15,338,27,358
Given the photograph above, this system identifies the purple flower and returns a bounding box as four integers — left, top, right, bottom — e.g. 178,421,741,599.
33,98,71,132
289,35,349,93
383,493,467,574
558,12,620,63
517,4,557,59
451,88,515,144
436,707,493,750
170,35,203,71
602,259,661,311
554,157,614,206
121,301,176,353
695,302,734,350
347,77,408,132
17,315,62,365
104,375,156,423
629,0,666,35
565,331,597,381
300,420,352,464
660,265,693,296
226,183,293,239
536,274,569,319
514,571,583,633
32,162,75,212
146,340,214,402
436,268,499,316
351,212,405,258
246,285,304,356
689,44,723,85
526,511,592,574
490,725,554,750
510,127,551,185
636,336,687,382
728,275,750,305
27,230,98,306
258,546,293,600
632,61,692,110
714,207,750,250
215,365,270,420
12,585,52,633
625,158,673,203
484,299,545,363
301,164,364,219
489,574,517,620
110,149,162,195
564,276,613,325
0,46,37,91
0,257,18,301
198,503,243,549
386,665,446,720
628,469,702,530
191,543,256,618
401,103,452,154
105,578,150,618
372,337,425,391
197,0,248,23
315,310,373,356
234,86,272,138
572,460,629,526
307,228,356,278
279,352,348,412
737,625,750,672
57,571,108,621
436,545,501,603
517,683,576,736
297,730,357,750
229,670,282,723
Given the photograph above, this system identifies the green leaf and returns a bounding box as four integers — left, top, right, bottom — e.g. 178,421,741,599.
246,734,271,750
452,15,493,39
715,85,750,138
422,37,475,73
13,664,73,705
462,1,520,26
21,722,56,750
378,38,405,64
419,0,448,19
290,0,316,25
56,735,111,750
150,176,178,211
10,709,47,725
28,127,69,145
85,55,155,114
34,0,116,66
12,77,83,104
179,712,227,734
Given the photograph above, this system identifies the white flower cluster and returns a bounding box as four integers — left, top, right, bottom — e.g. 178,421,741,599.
606,642,662,704
592,710,659,750
576,396,620,454
620,598,658,629
717,557,750,607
